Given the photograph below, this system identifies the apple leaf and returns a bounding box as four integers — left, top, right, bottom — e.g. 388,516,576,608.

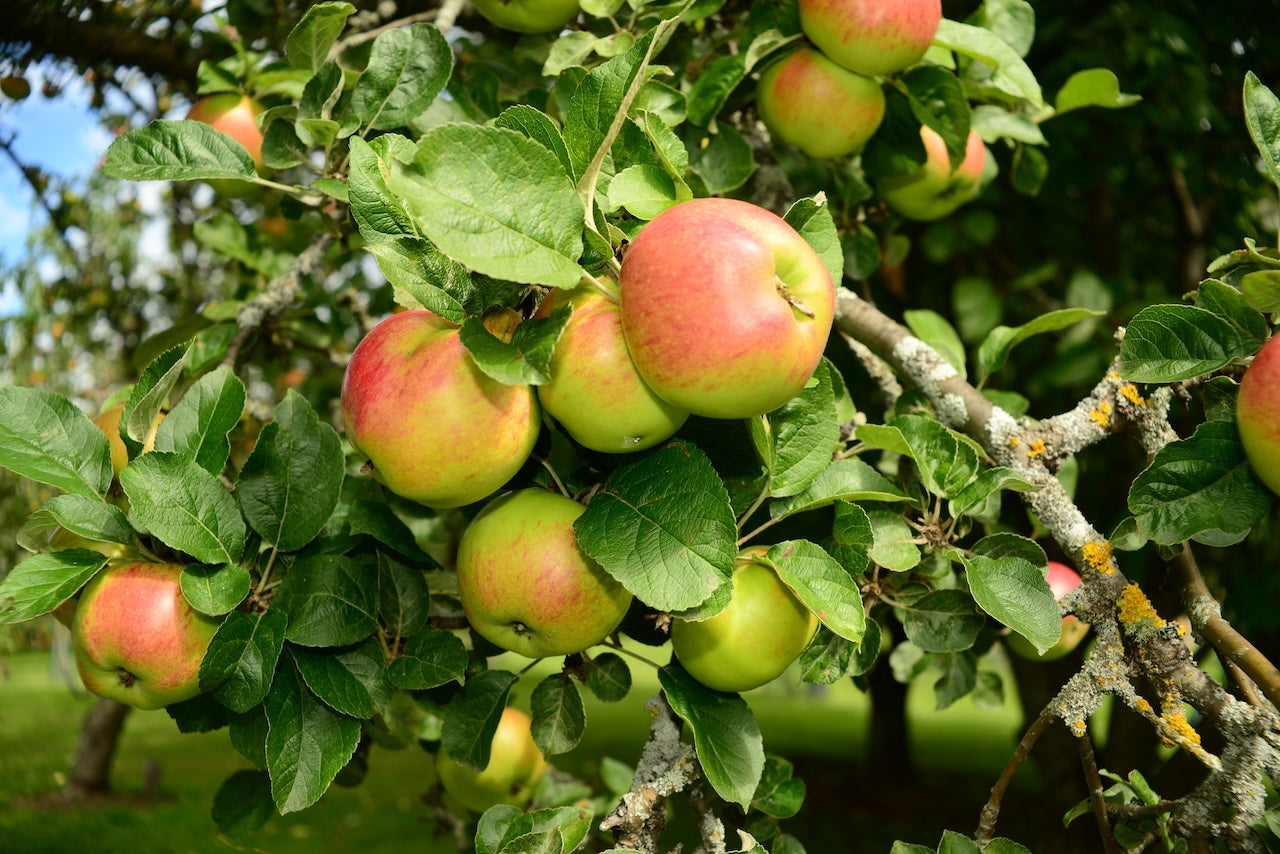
441,669,520,772
285,1,356,74
495,104,575,179
120,452,247,565
459,305,572,387
933,651,978,711
768,458,909,521
293,640,392,720
1241,270,1280,313
752,755,806,819
783,197,843,293
685,53,746,128
16,493,133,553
1195,279,1269,348
905,309,966,376
212,769,275,839
0,387,113,500
349,499,437,565
484,806,595,854
1054,68,1141,115
121,342,187,453
236,390,344,552
848,618,883,677
102,119,258,182
201,608,289,713
386,627,468,690
273,555,378,647
0,549,108,624
689,124,757,195
766,541,865,644
757,358,840,499
348,135,420,244
476,807,526,854
796,626,854,686
582,652,631,703
365,238,471,323
933,20,1043,108
976,307,1105,383
605,164,679,220
1128,420,1271,547
264,657,362,814
1245,71,1280,191
658,664,764,810
949,467,1035,518
152,365,246,476
972,531,1048,566
388,124,585,289
351,23,453,132
962,554,1061,656
1117,304,1249,383
530,673,586,756
901,590,984,653
902,66,971,166
181,563,251,617
574,441,737,613
866,507,921,572
860,415,984,501
376,554,432,639
826,500,872,577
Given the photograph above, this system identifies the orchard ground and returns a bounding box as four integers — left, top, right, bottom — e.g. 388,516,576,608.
0,629,1134,853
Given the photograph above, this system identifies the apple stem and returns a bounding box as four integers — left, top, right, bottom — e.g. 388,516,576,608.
536,456,570,498
774,276,816,318
737,514,782,548
583,271,619,302
601,639,663,671
735,478,771,531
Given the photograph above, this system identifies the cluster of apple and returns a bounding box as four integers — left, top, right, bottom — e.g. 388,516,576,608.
756,0,988,221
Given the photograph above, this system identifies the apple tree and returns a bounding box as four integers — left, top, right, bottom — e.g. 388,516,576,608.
2,1,1280,852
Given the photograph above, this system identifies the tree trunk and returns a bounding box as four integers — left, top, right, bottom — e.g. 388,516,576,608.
63,698,130,802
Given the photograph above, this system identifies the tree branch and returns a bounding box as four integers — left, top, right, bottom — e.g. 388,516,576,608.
224,232,335,368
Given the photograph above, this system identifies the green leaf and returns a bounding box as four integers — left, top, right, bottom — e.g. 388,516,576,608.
1194,279,1269,350
902,65,972,165
274,555,378,647
1245,72,1280,190
530,673,586,756
180,563,252,616
905,309,966,376
582,653,631,702
659,664,764,809
574,441,737,613
1129,420,1272,547
349,500,435,564
387,627,468,690
949,467,1034,518
760,358,840,498
971,104,1045,146
0,549,108,624
365,238,473,323
962,555,1061,655
689,124,756,195
264,659,362,814
685,54,745,127
102,120,258,182
0,387,112,499
152,365,246,475
490,807,594,854
285,2,356,73
766,541,865,644
120,452,246,565
236,390,344,551
769,458,909,521
752,756,805,819
1054,68,1140,115
977,307,1105,382
866,507,920,572
543,30,598,77
797,626,854,685
377,554,431,638
1241,270,1280,313
933,651,977,710
201,608,288,712
17,494,133,553
351,23,453,131
441,670,520,771
605,164,678,220
388,124,585,288
212,769,275,839
458,306,572,387
933,20,1043,107
901,589,984,653
122,343,187,451
293,640,392,719
858,415,982,500
495,104,575,179
783,197,843,294
348,134,419,245
1117,304,1249,383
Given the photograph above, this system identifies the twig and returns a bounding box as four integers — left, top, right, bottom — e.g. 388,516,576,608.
224,232,335,367
975,703,1056,844
1077,728,1120,854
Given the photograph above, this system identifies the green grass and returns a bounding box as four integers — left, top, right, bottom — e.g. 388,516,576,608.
0,639,1031,853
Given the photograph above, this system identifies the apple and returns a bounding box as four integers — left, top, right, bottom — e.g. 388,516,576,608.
617,198,836,420
341,309,541,510
436,706,548,812
186,93,265,167
1007,561,1089,662
535,279,688,453
71,562,221,710
1,75,31,100
1237,334,1280,495
877,124,987,221
93,403,163,476
757,46,886,159
471,0,580,33
798,0,942,78
455,489,632,658
670,547,819,693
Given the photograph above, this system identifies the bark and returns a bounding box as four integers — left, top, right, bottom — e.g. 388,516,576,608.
63,698,130,801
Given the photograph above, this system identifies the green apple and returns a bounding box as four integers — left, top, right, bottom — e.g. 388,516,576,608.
877,125,988,221
1237,334,1280,494
617,198,836,420
798,0,942,77
757,46,886,159
1007,561,1089,662
455,489,632,658
471,0,580,33
535,279,688,453
670,547,819,693
71,562,221,710
436,706,548,812
186,93,265,167
341,309,540,509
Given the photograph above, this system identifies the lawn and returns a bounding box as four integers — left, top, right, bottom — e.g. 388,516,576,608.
0,631,1042,853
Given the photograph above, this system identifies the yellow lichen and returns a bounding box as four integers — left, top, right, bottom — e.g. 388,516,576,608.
1135,697,1152,712
1160,710,1202,748
1008,436,1020,448
1119,383,1147,407
1089,401,1113,428
1082,540,1114,573
1027,439,1047,458
1117,583,1167,628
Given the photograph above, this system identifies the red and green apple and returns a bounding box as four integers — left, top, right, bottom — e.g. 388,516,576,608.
1007,561,1089,662
1237,334,1280,495
186,93,265,167
798,0,942,78
877,125,988,221
471,0,580,33
757,46,887,159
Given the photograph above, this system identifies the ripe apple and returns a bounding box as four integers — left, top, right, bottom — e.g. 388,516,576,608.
1237,334,1280,495
186,93,265,167
876,124,988,221
455,489,632,658
798,0,942,78
471,0,580,33
436,706,548,812
670,547,819,693
341,309,540,510
71,562,221,710
617,198,836,420
1006,561,1089,662
93,403,163,476
535,279,688,454
757,46,886,159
